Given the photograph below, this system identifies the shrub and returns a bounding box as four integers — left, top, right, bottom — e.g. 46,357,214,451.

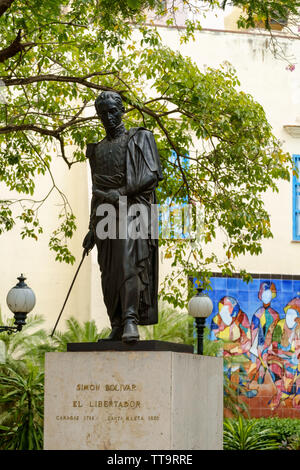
250,417,300,449
0,362,44,449
223,416,281,450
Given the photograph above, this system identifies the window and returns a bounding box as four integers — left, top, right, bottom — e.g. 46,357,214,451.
292,154,300,241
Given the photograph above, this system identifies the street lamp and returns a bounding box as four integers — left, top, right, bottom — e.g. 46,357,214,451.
188,287,213,355
0,274,36,334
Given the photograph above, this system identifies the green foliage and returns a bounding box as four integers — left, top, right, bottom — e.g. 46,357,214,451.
51,316,111,350
0,362,44,450
224,416,300,450
223,416,281,450
149,55,292,306
250,417,300,449
0,310,53,449
140,306,194,344
0,311,53,366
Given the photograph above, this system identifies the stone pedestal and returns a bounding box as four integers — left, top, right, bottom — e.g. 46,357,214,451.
44,343,223,450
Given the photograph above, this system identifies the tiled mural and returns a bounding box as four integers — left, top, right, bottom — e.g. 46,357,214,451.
193,274,300,418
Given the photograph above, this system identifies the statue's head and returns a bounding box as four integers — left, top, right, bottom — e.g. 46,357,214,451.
95,91,125,131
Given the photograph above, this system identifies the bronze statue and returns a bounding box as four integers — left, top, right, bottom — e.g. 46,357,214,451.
83,91,163,343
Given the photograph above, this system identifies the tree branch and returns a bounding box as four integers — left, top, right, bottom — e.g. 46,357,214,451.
0,123,57,137
56,135,70,169
0,29,35,63
0,116,98,136
0,0,14,17
2,73,120,92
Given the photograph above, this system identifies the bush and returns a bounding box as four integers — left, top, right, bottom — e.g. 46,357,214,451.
224,417,300,450
250,417,300,449
223,416,281,450
0,362,44,449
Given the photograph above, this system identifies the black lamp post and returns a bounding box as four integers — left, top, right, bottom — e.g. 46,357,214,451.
0,274,36,334
188,288,213,355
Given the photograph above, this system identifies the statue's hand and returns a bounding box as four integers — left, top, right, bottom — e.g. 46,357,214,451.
92,187,106,201
104,189,120,204
82,229,95,254
92,187,120,204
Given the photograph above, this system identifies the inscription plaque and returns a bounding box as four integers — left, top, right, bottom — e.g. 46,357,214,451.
44,351,223,450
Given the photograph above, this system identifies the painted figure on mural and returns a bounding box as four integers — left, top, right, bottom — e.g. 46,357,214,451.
249,281,280,386
210,296,254,396
268,297,300,409
82,91,163,343
210,296,251,353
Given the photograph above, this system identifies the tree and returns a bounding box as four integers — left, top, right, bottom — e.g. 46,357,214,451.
0,0,295,308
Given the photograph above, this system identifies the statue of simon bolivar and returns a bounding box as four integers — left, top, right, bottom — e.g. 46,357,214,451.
82,91,163,344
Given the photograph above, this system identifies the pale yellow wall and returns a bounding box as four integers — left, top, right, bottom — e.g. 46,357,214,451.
224,7,244,31
0,149,91,333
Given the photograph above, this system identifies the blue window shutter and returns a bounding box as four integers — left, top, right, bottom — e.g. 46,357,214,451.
293,155,300,240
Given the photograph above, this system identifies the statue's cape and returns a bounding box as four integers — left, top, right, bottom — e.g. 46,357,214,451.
127,127,163,179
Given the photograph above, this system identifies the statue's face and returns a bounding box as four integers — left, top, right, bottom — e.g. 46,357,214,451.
97,98,123,130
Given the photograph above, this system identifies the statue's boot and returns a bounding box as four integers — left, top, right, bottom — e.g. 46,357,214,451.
121,276,140,344
101,325,123,341
122,311,139,344
99,297,123,341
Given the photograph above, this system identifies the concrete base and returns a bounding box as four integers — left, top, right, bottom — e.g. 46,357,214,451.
44,348,223,450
